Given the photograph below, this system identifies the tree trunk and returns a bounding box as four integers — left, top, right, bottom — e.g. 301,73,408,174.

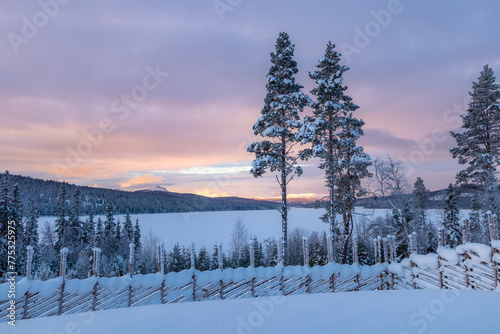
329,128,336,262
281,135,287,265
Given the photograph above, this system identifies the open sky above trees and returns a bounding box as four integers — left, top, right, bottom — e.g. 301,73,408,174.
1,0,500,199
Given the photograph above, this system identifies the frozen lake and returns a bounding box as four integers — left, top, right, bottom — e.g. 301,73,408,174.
38,208,458,251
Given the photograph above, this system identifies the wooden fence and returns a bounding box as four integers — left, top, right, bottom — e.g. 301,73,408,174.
0,263,390,322
1,240,499,323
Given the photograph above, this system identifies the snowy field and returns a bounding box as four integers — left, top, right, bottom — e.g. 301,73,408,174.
4,289,498,334
38,208,459,250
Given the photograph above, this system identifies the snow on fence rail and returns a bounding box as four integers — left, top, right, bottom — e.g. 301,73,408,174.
0,263,390,322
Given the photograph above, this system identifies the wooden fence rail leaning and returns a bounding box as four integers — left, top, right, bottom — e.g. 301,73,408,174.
1,216,499,323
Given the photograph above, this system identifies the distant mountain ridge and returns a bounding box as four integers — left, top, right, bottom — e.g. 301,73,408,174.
5,174,279,216
136,185,169,193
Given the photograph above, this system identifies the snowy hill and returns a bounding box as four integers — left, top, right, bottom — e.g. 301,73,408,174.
5,290,499,333
136,185,169,192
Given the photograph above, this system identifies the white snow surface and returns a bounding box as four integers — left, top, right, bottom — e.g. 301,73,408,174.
4,290,499,334
38,208,452,251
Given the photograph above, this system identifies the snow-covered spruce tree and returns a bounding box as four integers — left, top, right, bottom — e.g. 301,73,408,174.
38,222,58,276
443,183,461,247
450,65,500,226
123,210,133,244
54,183,68,252
254,238,265,267
210,243,219,270
133,218,141,253
196,246,210,271
412,177,429,229
24,200,39,272
95,217,104,248
103,203,116,255
412,177,435,253
247,32,311,264
297,42,371,264
0,172,13,279
67,188,84,266
12,184,26,274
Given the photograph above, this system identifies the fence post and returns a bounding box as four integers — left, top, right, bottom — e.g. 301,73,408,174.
488,213,499,243
462,220,470,244
493,245,499,289
409,232,417,254
327,234,334,263
388,235,396,263
438,227,445,247
91,247,101,312
128,243,136,307
93,247,101,277
128,244,134,276
58,248,68,315
251,277,256,297
377,236,383,263
157,242,165,274
408,233,417,289
493,215,499,241
382,238,388,263
249,240,255,267
192,272,197,302
190,242,196,269
217,242,224,300
26,246,33,280
59,248,68,277
352,235,358,264
218,243,223,270
373,238,378,264
303,237,309,266
23,291,29,320
90,282,98,312
160,280,166,304
330,273,335,293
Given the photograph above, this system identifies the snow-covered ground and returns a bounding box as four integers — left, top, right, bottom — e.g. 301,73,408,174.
4,289,498,333
38,208,461,250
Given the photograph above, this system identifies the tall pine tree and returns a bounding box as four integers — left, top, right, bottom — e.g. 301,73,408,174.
298,42,370,263
450,65,500,216
54,184,68,252
443,183,461,247
247,32,311,263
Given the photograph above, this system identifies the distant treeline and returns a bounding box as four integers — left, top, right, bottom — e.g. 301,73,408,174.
7,174,279,216
295,188,475,210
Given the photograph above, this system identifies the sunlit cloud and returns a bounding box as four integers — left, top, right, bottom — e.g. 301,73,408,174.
120,175,164,188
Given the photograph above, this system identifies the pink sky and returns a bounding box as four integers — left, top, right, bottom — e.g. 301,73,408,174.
1,1,499,199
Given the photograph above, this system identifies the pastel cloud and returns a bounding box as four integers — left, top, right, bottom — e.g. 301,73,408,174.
120,175,165,188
